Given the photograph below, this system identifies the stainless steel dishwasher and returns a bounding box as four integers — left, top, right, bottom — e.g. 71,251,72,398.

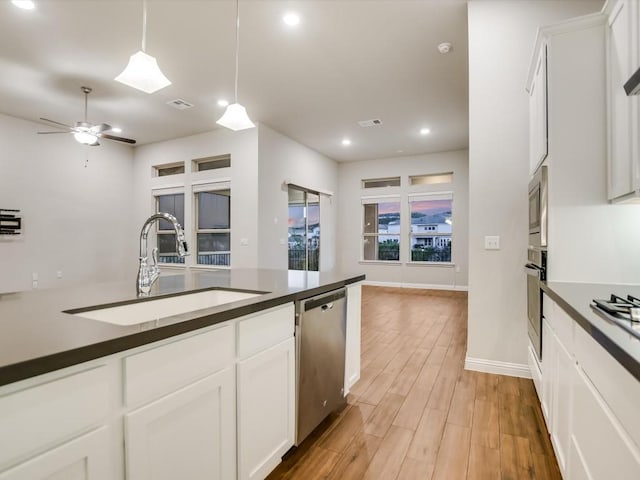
295,288,347,445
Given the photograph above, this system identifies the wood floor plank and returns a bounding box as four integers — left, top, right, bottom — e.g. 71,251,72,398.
388,347,431,396
406,408,447,465
282,447,340,480
363,392,405,437
467,443,500,480
471,399,500,449
431,423,471,480
326,432,382,480
500,434,535,480
393,364,440,430
396,457,435,480
361,425,413,480
426,375,456,412
319,402,375,453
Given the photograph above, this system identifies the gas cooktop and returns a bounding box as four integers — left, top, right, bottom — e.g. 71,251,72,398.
592,294,640,339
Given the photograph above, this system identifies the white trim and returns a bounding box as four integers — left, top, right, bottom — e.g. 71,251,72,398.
464,356,532,379
407,191,453,202
361,194,401,204
151,184,184,196
362,280,468,292
191,177,231,187
405,262,455,268
358,261,402,266
284,179,333,197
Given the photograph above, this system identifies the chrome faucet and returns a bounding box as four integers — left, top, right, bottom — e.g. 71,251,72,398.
137,212,189,296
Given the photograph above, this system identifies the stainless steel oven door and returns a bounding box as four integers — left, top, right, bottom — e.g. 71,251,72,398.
525,263,542,360
528,165,548,248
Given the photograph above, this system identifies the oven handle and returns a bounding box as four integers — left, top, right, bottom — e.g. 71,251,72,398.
525,263,542,278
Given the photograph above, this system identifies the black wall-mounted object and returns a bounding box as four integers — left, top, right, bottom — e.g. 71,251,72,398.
624,66,640,96
0,209,21,235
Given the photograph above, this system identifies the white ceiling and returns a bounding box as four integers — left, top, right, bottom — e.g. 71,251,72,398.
0,0,469,162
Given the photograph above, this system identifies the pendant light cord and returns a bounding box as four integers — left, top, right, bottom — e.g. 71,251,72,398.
234,0,240,103
141,0,147,52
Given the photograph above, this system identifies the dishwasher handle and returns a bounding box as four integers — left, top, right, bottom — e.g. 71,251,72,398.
321,303,334,311
299,288,346,312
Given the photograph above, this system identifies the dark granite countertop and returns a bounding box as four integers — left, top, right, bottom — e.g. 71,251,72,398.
542,281,640,382
0,269,365,387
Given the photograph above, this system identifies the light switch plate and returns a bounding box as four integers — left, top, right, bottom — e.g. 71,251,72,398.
484,236,500,250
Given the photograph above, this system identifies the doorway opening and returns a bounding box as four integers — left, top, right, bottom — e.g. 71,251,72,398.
288,186,320,271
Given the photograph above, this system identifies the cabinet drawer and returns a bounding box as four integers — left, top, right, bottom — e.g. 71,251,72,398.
574,325,640,450
0,366,108,468
237,304,294,360
125,324,234,407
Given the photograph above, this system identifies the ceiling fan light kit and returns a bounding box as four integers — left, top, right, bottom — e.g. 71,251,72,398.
115,0,171,94
216,0,255,131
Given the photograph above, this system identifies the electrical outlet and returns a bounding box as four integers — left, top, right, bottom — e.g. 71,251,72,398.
484,236,500,250
240,238,249,246
56,270,63,279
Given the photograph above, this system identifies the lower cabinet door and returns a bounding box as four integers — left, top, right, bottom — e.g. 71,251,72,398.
125,367,236,480
551,338,573,475
0,427,112,480
237,337,295,480
569,364,640,479
345,284,362,393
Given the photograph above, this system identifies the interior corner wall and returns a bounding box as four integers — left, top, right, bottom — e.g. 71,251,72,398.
0,112,135,293
467,0,605,366
257,124,339,271
132,128,259,269
336,150,469,288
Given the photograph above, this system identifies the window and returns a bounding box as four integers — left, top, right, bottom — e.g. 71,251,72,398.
156,193,185,264
193,154,231,172
409,172,453,186
409,193,453,263
362,177,401,189
154,162,185,177
195,188,231,266
362,197,400,261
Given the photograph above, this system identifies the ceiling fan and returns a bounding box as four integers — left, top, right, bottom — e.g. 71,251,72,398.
38,86,136,146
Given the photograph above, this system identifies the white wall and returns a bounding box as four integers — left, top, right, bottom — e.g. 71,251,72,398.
467,1,604,367
337,150,469,288
0,113,135,293
257,124,338,271
132,128,259,269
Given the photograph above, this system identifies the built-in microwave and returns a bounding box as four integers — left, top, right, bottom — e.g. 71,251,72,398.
528,165,548,248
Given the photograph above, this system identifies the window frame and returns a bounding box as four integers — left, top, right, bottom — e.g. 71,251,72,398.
360,195,402,264
407,192,453,265
194,185,231,268
153,189,186,266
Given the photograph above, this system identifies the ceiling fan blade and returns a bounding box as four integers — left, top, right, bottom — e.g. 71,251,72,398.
90,123,112,133
37,131,69,134
99,133,136,144
39,117,72,129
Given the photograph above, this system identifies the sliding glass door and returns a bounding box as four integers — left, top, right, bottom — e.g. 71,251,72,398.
288,186,320,271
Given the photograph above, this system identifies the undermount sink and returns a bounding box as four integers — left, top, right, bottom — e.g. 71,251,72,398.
69,289,264,326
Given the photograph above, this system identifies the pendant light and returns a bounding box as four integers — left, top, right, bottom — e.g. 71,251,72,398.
216,0,255,131
115,0,171,94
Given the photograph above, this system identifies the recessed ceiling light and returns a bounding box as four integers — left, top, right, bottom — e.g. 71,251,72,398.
420,128,431,135
12,0,35,10
111,127,123,133
341,138,352,146
283,12,301,26
217,99,229,107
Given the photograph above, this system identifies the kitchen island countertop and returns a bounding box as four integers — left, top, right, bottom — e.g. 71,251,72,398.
0,269,364,387
542,281,640,382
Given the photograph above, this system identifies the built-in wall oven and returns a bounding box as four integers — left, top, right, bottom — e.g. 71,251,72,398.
526,165,548,360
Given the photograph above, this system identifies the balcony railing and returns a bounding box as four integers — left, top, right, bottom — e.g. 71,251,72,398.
289,247,319,271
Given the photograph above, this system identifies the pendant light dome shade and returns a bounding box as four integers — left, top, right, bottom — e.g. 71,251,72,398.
216,103,255,131
115,0,171,94
115,51,171,94
217,0,255,131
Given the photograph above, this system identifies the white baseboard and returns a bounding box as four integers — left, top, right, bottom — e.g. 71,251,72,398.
465,356,532,379
362,280,468,292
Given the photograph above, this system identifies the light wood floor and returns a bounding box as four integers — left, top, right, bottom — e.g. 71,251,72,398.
267,286,561,480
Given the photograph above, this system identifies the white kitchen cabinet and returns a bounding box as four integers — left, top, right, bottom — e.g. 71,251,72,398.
569,363,640,479
606,0,640,202
529,43,548,175
125,367,236,480
237,337,295,480
0,427,112,480
344,283,362,394
541,318,554,424
550,335,572,475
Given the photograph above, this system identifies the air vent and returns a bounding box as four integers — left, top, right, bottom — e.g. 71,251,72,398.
358,118,383,127
166,99,195,110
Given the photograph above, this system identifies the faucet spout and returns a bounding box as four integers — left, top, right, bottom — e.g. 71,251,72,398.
137,212,189,296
